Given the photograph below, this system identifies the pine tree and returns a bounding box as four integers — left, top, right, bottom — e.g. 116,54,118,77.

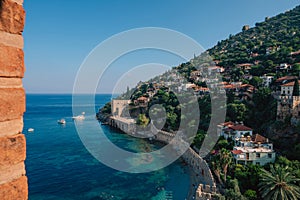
292,80,299,96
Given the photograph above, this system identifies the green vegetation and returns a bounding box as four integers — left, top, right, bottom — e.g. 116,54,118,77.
211,155,300,200
245,87,277,132
149,90,180,131
224,179,247,200
210,148,233,186
136,114,149,127
226,101,247,122
244,190,257,200
209,6,300,71
96,102,111,122
259,165,300,200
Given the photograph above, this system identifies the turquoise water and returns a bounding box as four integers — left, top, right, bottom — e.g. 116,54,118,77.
24,94,190,200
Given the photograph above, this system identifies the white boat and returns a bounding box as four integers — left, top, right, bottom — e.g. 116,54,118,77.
28,128,34,132
72,112,85,120
58,119,66,124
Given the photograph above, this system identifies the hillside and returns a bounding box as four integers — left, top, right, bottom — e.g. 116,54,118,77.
97,6,300,199
208,5,300,70
99,5,300,159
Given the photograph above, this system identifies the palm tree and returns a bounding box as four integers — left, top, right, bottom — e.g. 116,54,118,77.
259,164,300,200
211,158,223,185
220,148,233,183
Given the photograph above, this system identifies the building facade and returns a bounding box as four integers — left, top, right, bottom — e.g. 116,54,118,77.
218,122,253,140
232,134,276,166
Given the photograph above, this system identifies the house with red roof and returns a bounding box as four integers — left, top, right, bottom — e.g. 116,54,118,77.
232,134,276,166
228,124,253,139
275,76,297,85
134,96,149,107
218,122,253,139
280,80,300,96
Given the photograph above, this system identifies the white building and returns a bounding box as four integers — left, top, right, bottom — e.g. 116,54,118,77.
217,121,235,137
232,134,276,166
280,80,300,96
218,122,253,140
260,74,274,87
207,66,225,75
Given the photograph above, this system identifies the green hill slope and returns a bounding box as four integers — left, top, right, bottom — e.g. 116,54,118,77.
207,5,300,72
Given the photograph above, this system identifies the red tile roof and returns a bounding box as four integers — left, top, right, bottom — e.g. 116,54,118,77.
208,66,223,70
223,84,235,89
281,80,300,87
251,134,268,143
230,125,252,131
232,150,243,155
237,63,253,67
219,82,229,85
220,121,235,127
291,50,300,56
198,87,209,91
241,84,254,88
276,76,297,83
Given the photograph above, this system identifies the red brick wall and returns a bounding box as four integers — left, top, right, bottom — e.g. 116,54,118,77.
0,0,27,199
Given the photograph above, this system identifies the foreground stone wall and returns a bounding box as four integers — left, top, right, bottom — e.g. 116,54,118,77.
155,131,215,186
0,0,27,199
195,184,217,200
182,147,215,186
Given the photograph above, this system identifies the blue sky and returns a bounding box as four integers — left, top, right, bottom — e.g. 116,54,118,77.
23,0,300,94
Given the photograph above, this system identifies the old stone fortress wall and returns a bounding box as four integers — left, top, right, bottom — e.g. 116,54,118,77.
0,0,27,199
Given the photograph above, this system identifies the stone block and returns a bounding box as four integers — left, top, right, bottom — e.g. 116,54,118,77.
0,134,26,167
0,88,25,122
0,77,22,88
0,45,24,77
10,0,24,5
0,31,23,48
0,117,23,137
0,0,25,34
0,176,28,200
0,162,25,184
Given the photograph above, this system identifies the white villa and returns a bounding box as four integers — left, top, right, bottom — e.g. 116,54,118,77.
217,122,253,140
232,134,276,166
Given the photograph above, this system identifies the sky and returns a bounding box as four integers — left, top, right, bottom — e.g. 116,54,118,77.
23,0,300,94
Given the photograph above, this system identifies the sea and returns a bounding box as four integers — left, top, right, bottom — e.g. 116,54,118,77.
24,94,190,200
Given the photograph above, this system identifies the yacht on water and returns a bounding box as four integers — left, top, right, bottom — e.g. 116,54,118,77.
72,112,85,120
57,119,66,124
28,128,34,132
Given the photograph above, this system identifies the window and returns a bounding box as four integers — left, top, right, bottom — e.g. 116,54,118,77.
238,161,245,165
256,153,260,158
268,153,272,158
288,90,290,94
256,162,260,165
